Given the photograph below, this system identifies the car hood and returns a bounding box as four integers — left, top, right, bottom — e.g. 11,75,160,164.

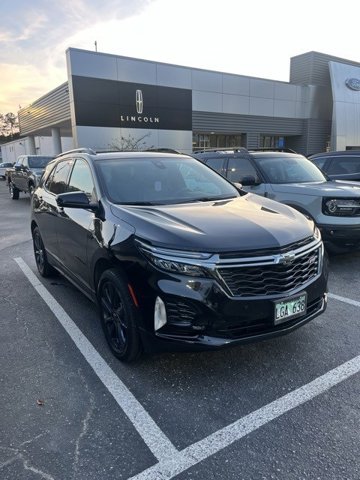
110,194,314,252
271,180,360,197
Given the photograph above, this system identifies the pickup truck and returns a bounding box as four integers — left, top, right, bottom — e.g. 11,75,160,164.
6,155,55,199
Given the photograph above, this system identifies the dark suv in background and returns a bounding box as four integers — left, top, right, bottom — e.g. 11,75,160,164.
309,150,360,182
31,148,327,362
194,148,360,254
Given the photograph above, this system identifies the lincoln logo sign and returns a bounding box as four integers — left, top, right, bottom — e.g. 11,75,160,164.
136,89,143,114
120,89,160,124
72,76,192,130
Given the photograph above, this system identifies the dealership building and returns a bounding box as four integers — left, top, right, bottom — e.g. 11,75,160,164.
3,48,360,161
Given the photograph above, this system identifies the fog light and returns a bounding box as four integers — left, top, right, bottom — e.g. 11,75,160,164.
154,297,167,331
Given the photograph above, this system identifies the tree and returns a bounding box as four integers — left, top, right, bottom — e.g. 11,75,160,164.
0,113,20,140
108,132,153,151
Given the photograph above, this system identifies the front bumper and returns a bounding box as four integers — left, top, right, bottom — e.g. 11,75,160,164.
136,265,328,353
319,224,360,252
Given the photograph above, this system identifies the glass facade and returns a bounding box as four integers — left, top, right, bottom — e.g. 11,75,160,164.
193,133,242,151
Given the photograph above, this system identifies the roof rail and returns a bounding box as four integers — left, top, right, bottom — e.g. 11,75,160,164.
56,148,96,158
193,147,249,154
145,148,182,154
249,147,297,153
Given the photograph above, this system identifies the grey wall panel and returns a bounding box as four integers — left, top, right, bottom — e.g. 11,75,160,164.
222,74,250,95
19,83,71,136
156,64,192,89
274,83,297,101
192,91,222,112
249,98,274,116
274,100,297,118
75,126,192,152
304,119,331,155
290,51,360,86
67,49,117,80
249,79,275,99
116,57,157,84
191,70,222,92
222,94,250,115
192,111,304,135
329,61,360,150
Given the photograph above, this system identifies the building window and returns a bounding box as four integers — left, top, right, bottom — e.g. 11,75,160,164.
260,135,284,148
193,133,242,151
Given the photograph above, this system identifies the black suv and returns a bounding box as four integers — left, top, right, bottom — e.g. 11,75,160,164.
31,149,327,362
309,150,360,182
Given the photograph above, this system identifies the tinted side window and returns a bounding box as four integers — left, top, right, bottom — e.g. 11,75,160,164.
68,159,96,201
46,160,73,195
205,157,226,176
227,157,259,182
328,157,360,174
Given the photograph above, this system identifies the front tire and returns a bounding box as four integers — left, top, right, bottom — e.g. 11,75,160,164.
98,269,142,362
32,226,55,277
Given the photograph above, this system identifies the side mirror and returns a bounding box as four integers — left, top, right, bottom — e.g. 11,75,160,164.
14,165,22,171
56,191,98,210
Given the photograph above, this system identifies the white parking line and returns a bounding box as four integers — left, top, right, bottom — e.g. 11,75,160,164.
14,257,178,462
328,292,360,308
130,354,360,480
15,256,360,480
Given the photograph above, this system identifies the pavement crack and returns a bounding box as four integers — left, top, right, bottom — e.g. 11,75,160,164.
72,369,95,479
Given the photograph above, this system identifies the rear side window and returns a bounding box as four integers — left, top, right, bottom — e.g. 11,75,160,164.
328,157,360,175
45,160,73,194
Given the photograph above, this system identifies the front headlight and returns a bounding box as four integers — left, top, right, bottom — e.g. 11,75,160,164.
313,225,321,241
322,198,360,216
136,240,211,277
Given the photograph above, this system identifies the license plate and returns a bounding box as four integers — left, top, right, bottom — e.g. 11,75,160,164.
274,293,307,325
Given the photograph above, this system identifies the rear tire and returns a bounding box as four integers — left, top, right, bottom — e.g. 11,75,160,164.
9,182,19,200
98,269,142,362
32,226,55,277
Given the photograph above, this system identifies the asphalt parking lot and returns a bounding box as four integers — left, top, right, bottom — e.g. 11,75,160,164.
0,179,359,480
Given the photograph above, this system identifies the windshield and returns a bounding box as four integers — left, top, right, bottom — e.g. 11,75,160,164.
28,156,54,168
255,154,327,184
96,156,239,205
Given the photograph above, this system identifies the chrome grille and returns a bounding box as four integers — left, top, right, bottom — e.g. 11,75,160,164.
217,247,320,297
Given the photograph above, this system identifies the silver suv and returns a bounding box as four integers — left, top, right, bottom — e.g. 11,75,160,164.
194,149,360,254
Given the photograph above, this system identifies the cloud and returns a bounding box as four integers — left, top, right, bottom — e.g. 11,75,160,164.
0,0,153,113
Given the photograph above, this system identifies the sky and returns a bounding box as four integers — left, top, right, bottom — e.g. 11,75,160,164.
1,0,360,114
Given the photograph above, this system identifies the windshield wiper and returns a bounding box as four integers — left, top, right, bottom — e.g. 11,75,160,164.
193,195,238,202
119,201,162,206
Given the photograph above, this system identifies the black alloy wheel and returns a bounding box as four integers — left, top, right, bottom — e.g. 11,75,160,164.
29,183,35,196
32,226,54,277
98,269,142,362
9,182,19,200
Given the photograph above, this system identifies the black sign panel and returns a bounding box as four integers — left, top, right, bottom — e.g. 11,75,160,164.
72,76,192,131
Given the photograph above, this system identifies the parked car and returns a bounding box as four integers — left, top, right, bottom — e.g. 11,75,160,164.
0,162,14,179
309,150,360,182
7,155,55,199
31,148,327,362
193,148,360,254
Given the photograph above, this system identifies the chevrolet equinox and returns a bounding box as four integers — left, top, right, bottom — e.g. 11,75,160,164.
31,149,328,361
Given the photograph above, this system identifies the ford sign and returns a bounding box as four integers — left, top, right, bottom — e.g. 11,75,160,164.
345,78,360,91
